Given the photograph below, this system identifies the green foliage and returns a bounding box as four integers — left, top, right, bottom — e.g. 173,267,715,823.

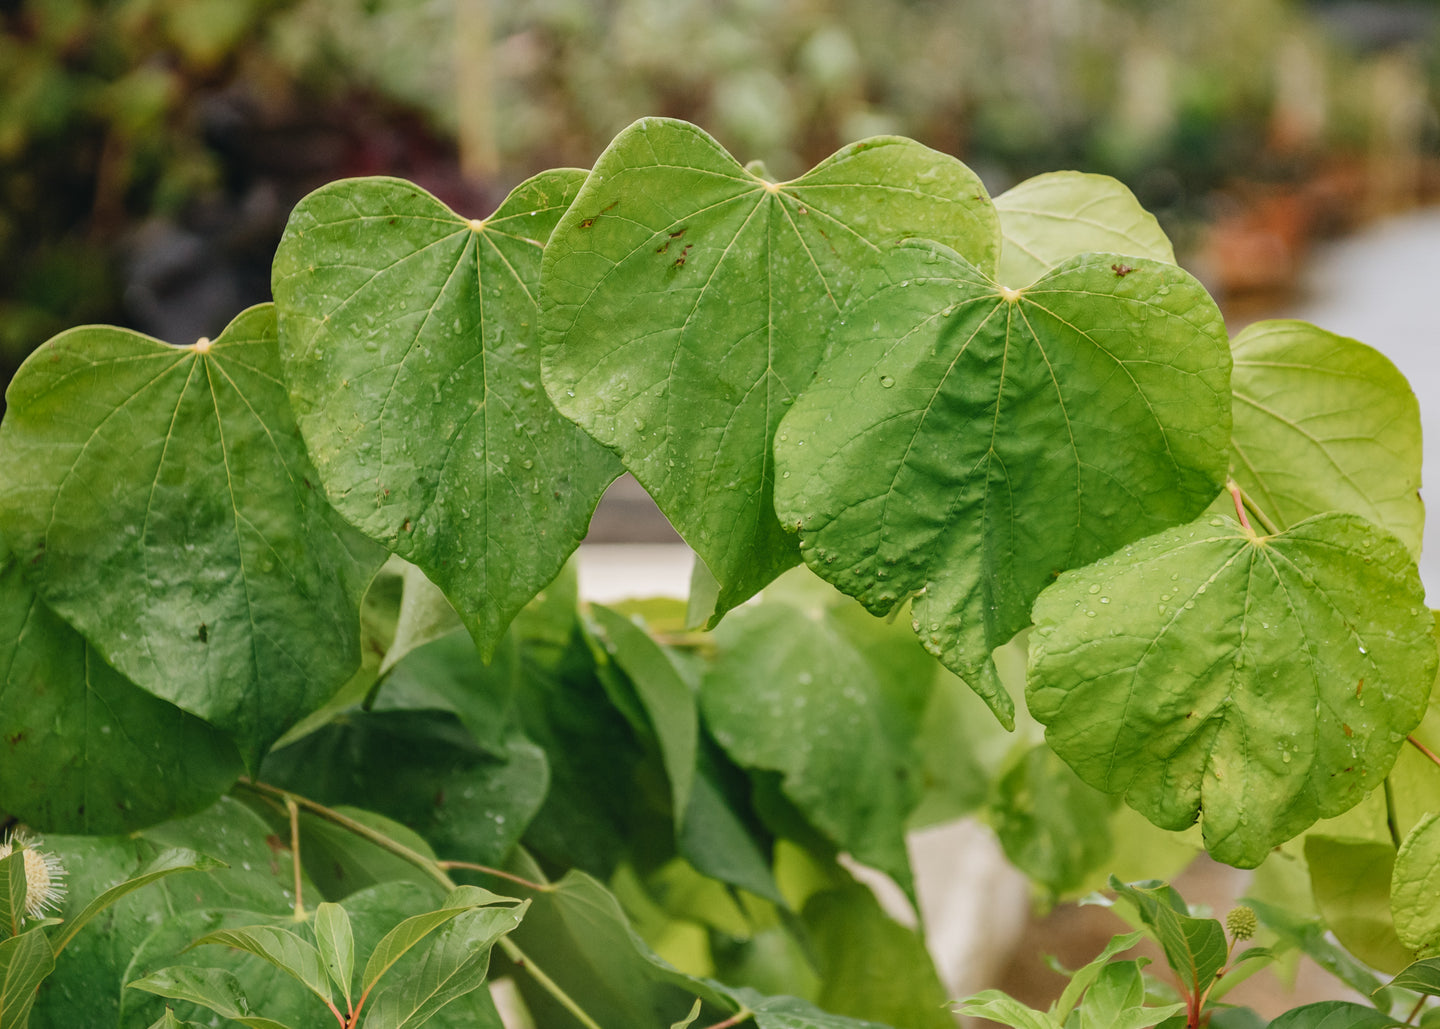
2,117,1439,1028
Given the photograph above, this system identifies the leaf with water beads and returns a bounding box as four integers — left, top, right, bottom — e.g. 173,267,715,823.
774,243,1230,727
0,305,384,766
541,117,1000,622
272,172,621,661
1028,512,1436,867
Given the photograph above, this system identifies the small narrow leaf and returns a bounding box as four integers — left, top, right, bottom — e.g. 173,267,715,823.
1109,878,1227,999
542,117,1001,621
143,1009,211,1029
274,173,620,660
0,926,52,1029
315,902,355,1007
777,246,1230,726
127,966,296,1029
1052,930,1147,1023
192,925,333,1007
0,304,386,765
51,847,223,955
1229,319,1424,555
1030,514,1435,866
360,886,513,994
993,170,1175,287
671,999,703,1029
955,990,1061,1029
1393,813,1440,956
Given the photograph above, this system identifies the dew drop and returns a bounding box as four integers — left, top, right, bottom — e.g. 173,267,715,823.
879,375,895,388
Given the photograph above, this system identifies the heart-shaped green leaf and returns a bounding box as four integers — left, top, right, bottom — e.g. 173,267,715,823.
272,172,620,660
1029,513,1436,867
0,305,385,765
993,170,1175,288
541,117,1000,620
0,543,241,834
774,244,1231,726
1229,319,1424,555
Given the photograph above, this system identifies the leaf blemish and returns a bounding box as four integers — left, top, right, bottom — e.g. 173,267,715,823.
1111,263,1134,277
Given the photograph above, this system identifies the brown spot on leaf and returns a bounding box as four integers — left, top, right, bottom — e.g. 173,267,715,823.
1111,264,1134,277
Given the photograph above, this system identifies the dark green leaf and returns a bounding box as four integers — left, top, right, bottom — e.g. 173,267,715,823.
1267,1001,1404,1028
0,547,243,834
51,847,225,956
542,117,1000,621
1109,878,1227,998
504,870,730,1027
0,926,52,1029
1305,836,1415,975
262,709,547,868
273,173,620,660
126,966,295,1029
1229,319,1424,555
702,601,922,894
0,304,386,765
380,562,465,677
0,852,23,940
1030,514,1434,866
293,807,445,902
587,604,698,824
375,627,519,758
776,246,1230,726
993,170,1175,288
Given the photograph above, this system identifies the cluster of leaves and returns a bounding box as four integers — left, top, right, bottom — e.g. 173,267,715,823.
2,115,1440,1027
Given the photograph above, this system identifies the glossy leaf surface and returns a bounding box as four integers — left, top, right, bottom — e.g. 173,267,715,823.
0,927,54,1029
0,305,385,763
993,170,1175,287
273,173,620,659
1229,319,1424,554
541,117,1000,619
126,966,295,1029
777,245,1230,725
1031,514,1434,866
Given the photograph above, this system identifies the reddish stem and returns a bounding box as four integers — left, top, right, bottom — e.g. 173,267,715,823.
1408,734,1440,769
1228,482,1253,534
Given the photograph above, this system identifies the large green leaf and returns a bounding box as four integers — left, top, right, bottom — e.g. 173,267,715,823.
1228,319,1424,555
1393,814,1440,957
191,925,334,1007
1306,835,1415,975
0,542,242,833
504,870,731,1027
51,847,225,955
993,170,1175,288
272,173,620,660
541,117,1000,620
1267,1002,1404,1028
1029,513,1435,867
776,245,1231,726
1386,956,1440,996
701,601,923,893
0,304,386,764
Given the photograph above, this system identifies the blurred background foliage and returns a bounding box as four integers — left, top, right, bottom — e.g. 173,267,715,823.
2,0,1439,390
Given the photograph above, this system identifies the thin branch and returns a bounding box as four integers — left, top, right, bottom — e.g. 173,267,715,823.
287,796,305,919
1226,480,1280,537
1384,778,1404,850
437,860,553,893
1407,734,1440,769
1405,994,1426,1025
499,937,604,1029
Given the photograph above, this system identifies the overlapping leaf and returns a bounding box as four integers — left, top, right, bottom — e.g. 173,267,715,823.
1029,514,1435,867
541,117,1000,619
1393,814,1440,957
1228,319,1424,555
0,304,385,764
993,170,1175,287
775,244,1231,726
0,544,241,834
272,172,620,659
